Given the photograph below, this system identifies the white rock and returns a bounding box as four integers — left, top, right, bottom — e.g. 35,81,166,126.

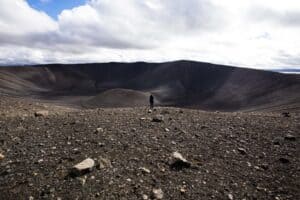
72,158,95,175
140,167,151,174
180,187,187,193
170,151,191,169
152,188,164,199
173,152,188,163
96,128,104,133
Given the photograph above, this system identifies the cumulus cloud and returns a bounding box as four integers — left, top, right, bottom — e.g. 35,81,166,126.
0,0,57,34
56,0,224,49
249,6,300,27
0,0,299,70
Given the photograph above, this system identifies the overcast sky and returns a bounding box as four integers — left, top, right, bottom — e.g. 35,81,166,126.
0,0,299,70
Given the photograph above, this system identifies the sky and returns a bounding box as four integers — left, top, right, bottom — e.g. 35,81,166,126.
27,0,86,19
0,0,299,70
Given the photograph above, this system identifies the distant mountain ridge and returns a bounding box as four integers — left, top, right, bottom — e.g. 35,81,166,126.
0,61,299,112
274,69,300,74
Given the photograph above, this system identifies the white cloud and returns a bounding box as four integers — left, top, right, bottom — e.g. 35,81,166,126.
0,0,299,70
0,0,57,34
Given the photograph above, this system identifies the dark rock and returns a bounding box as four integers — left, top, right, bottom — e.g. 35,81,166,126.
284,134,296,141
152,115,164,122
279,158,290,164
260,164,269,170
201,125,209,129
131,128,137,132
273,137,282,145
282,112,291,117
237,148,247,155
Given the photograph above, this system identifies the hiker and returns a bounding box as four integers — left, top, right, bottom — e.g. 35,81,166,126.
149,94,154,109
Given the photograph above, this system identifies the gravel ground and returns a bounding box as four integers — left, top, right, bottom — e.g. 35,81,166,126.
0,96,299,200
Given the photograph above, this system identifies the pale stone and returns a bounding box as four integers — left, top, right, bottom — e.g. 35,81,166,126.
173,152,188,163
72,158,95,176
96,128,104,133
152,188,164,199
0,153,4,160
34,110,49,117
140,167,151,174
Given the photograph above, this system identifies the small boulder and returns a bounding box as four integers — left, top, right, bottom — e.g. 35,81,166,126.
282,112,290,117
152,188,164,199
34,110,49,117
173,152,188,162
96,128,104,133
170,152,191,170
131,128,137,132
161,110,170,115
237,148,247,155
284,134,296,141
0,153,4,160
180,187,187,194
273,137,282,145
70,158,95,177
152,115,164,122
140,167,151,174
279,158,290,164
97,156,112,169
142,194,149,200
200,125,209,129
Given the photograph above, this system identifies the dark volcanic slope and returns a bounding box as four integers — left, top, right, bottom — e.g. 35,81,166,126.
0,61,299,111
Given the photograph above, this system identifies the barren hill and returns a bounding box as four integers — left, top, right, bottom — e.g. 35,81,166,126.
0,61,299,111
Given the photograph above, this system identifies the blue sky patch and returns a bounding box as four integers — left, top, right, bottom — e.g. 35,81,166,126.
27,0,86,19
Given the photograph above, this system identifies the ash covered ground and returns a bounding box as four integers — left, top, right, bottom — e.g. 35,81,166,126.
0,96,299,200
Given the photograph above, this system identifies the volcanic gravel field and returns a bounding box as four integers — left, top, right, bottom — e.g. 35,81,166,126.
0,96,299,200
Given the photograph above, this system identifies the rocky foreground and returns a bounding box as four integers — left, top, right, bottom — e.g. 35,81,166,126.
0,96,299,200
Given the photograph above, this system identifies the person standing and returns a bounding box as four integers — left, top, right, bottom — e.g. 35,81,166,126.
149,94,154,109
